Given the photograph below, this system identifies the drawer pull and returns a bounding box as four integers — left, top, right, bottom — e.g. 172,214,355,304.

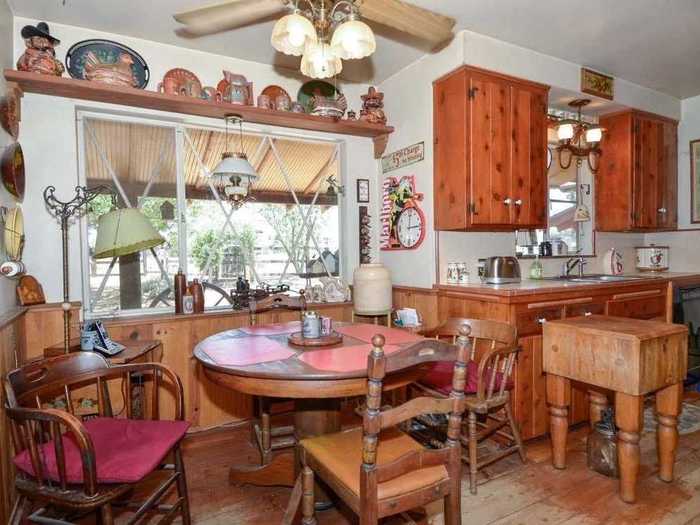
657,208,667,214
584,311,593,317
514,199,523,206
612,289,662,300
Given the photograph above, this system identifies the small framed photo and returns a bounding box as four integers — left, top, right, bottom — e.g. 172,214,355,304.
356,179,370,203
691,139,700,223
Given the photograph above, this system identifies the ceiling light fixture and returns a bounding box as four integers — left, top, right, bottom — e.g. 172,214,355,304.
211,115,259,208
271,0,376,79
550,99,604,173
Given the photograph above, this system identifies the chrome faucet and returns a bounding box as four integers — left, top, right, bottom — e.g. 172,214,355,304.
563,253,587,278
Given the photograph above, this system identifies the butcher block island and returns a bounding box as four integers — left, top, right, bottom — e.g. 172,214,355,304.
432,274,699,440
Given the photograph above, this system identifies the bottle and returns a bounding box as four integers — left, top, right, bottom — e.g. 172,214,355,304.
529,255,544,280
174,269,186,314
190,279,204,313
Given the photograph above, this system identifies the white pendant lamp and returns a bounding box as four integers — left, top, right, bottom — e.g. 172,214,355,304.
331,17,376,59
301,40,342,79
271,11,317,56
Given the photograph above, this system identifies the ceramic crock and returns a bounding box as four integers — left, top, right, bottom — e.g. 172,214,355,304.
353,263,392,315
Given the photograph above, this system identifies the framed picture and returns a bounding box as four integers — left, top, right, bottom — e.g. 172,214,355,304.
691,139,700,223
356,178,370,203
581,68,614,100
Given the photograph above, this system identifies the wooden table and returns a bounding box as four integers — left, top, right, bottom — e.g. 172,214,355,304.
543,315,688,503
193,321,427,489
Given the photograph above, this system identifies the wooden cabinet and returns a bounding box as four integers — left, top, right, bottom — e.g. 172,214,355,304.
433,66,549,230
597,110,678,231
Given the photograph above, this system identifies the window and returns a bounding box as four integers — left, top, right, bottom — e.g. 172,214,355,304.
80,113,342,316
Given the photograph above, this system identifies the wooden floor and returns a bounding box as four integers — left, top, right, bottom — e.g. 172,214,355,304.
103,396,700,525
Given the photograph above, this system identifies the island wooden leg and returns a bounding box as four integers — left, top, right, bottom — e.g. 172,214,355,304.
656,382,683,483
588,388,609,429
546,374,570,470
615,392,643,503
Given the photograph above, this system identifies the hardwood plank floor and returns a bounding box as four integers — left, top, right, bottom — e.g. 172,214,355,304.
104,397,700,524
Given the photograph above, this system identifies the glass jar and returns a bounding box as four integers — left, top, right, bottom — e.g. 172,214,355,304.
587,409,619,478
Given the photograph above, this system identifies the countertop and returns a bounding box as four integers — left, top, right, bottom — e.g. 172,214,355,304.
436,272,700,298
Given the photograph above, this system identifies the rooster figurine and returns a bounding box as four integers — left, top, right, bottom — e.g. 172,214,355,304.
83,51,138,88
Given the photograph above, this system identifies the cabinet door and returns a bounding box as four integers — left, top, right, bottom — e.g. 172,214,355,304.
513,335,548,440
657,120,678,229
434,71,469,230
469,73,511,225
632,116,663,229
511,84,548,227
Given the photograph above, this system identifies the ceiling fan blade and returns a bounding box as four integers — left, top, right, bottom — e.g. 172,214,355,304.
356,0,455,48
174,0,289,36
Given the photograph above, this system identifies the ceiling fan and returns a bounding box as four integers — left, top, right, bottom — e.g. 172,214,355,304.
173,0,456,78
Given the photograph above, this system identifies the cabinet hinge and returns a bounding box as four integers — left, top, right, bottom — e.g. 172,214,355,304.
468,87,479,99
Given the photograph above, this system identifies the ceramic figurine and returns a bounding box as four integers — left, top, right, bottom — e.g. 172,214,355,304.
16,22,64,77
257,94,272,109
158,68,202,98
275,93,291,111
346,109,357,120
359,86,387,125
291,102,305,113
83,51,138,87
218,71,253,105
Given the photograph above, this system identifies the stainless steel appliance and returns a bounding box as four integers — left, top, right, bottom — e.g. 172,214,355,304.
482,256,521,284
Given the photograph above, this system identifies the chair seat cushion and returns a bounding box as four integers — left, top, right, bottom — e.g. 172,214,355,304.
14,417,190,484
300,427,448,501
419,360,513,396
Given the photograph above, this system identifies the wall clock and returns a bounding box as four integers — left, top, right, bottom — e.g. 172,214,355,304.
396,206,425,249
380,175,425,250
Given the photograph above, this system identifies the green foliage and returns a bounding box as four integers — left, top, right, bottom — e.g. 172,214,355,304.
191,226,257,278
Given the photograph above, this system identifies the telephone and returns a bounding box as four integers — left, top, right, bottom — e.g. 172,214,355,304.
81,320,125,357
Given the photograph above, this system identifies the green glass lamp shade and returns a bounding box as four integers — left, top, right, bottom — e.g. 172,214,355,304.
94,208,165,259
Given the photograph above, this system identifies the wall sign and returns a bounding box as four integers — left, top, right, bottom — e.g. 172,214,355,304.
356,178,370,203
380,175,425,250
581,68,614,100
381,141,424,174
691,139,700,223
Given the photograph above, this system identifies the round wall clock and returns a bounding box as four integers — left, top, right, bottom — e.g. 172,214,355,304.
396,206,425,249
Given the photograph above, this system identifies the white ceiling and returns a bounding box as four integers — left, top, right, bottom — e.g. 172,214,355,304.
9,0,700,99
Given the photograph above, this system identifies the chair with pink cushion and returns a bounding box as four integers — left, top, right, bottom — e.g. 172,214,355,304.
4,352,191,524
413,317,524,494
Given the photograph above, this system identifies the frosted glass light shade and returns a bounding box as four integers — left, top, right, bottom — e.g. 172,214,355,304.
94,208,165,259
585,126,603,144
271,13,317,56
557,122,575,141
301,41,342,79
212,152,258,181
331,19,376,59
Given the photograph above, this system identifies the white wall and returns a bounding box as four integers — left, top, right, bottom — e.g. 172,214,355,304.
644,94,700,272
14,17,379,305
378,29,684,287
0,1,17,314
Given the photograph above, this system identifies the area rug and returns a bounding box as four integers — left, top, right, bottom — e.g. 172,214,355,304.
643,401,700,435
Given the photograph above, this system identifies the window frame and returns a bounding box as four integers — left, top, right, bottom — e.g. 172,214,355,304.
77,109,346,319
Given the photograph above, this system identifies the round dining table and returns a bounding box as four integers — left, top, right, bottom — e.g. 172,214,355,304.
193,320,427,489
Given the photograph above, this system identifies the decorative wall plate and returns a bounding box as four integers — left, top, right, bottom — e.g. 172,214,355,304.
1,142,25,200
4,206,24,261
297,81,339,114
0,88,20,140
66,39,150,89
158,68,202,98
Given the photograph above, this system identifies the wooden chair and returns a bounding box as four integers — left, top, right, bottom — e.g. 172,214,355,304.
414,318,524,494
4,352,191,525
284,329,470,525
248,291,306,465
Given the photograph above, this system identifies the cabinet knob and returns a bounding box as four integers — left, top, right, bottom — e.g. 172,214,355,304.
657,208,667,214
514,199,523,206
503,198,512,205
584,311,593,317
537,317,547,325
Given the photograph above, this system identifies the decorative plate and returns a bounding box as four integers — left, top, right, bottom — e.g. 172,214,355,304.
1,142,25,201
297,81,340,114
65,39,150,89
0,88,20,140
4,206,24,261
158,68,202,98
262,85,291,110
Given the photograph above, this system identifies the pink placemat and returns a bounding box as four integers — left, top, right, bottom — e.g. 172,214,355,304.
201,337,295,366
239,321,301,336
335,324,423,345
298,344,401,372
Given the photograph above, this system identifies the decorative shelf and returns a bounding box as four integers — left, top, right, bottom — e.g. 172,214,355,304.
4,69,393,157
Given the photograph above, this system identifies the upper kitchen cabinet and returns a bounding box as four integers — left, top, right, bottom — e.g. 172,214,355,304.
597,110,678,231
433,66,549,230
